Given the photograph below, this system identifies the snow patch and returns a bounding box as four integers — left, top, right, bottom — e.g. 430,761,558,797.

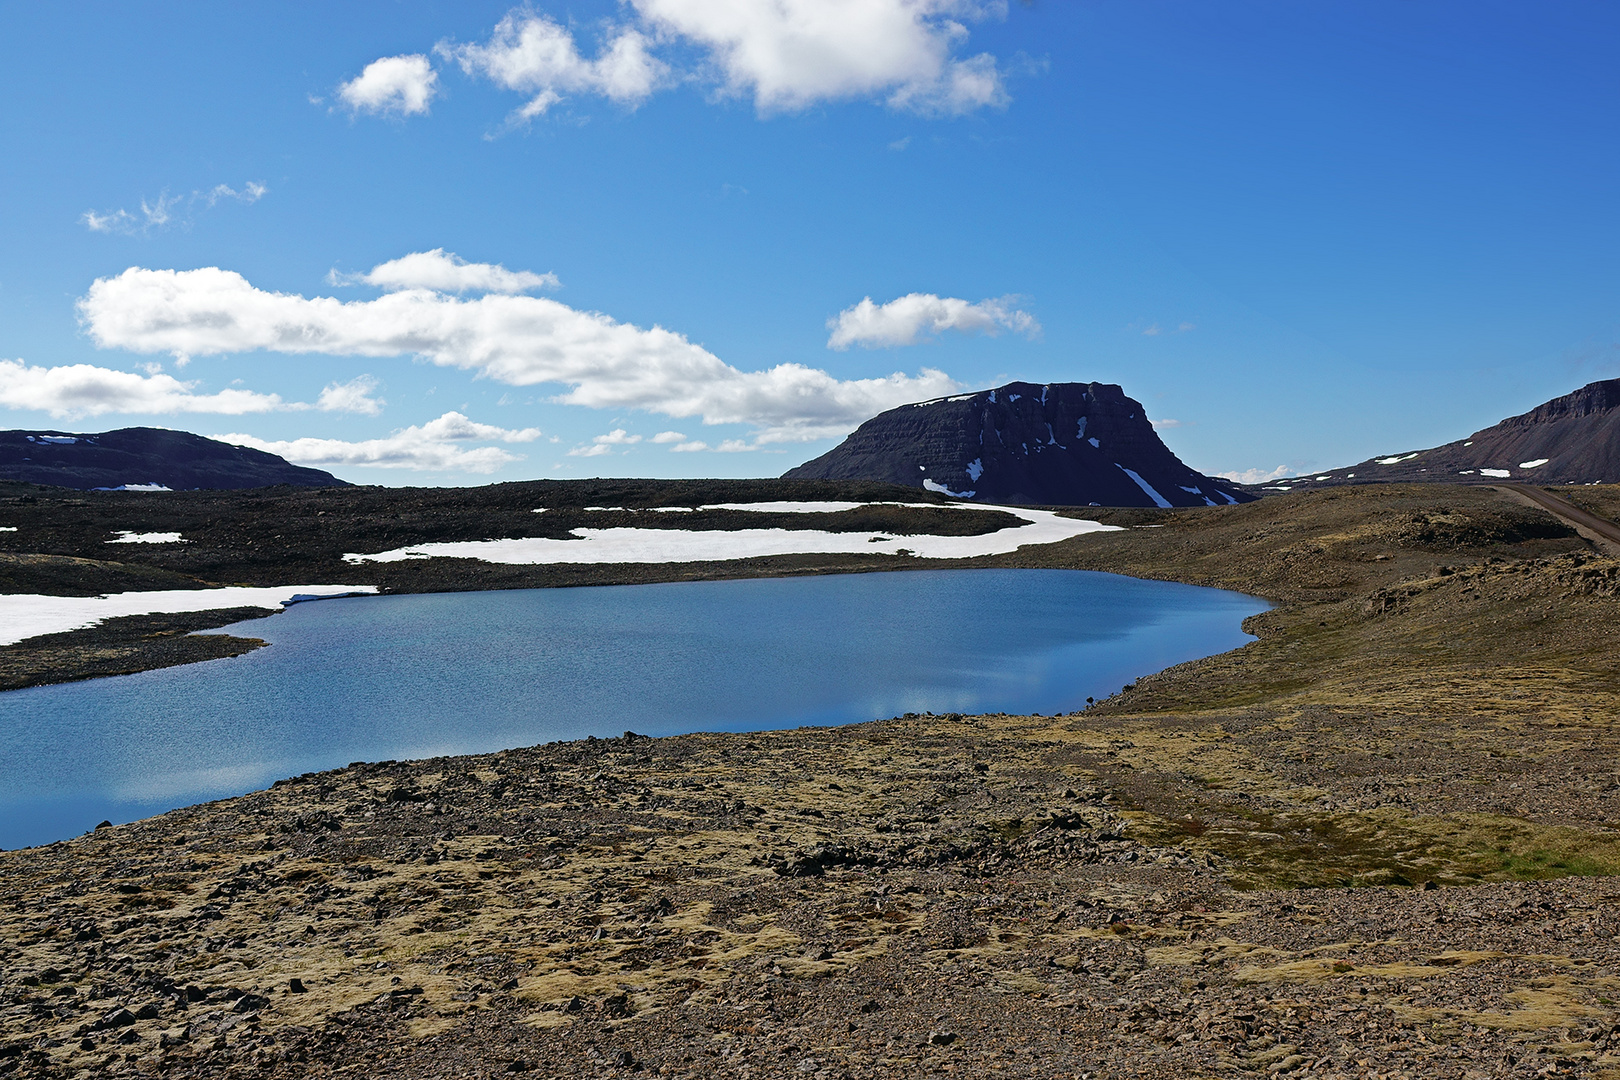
1519,459,1549,469
107,531,185,544
93,483,173,492
344,505,1120,567
1088,437,1100,448
1116,465,1173,509
1076,417,1087,439
31,436,78,445
965,458,984,482
922,479,975,498
1375,452,1421,465
1479,468,1511,478
0,526,15,532
1179,486,1202,494
0,585,379,647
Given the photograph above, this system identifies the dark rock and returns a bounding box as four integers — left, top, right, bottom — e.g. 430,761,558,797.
231,993,269,1014
287,979,306,994
115,1029,140,1045
98,1008,135,1030
0,427,348,490
928,1030,957,1046
133,1003,160,1020
1273,377,1620,488
783,381,1251,507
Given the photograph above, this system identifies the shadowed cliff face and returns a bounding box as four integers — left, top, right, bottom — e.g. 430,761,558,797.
783,381,1252,508
0,428,347,491
1273,378,1620,490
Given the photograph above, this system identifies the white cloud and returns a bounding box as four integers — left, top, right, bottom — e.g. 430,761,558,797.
630,0,1009,114
568,428,642,456
205,182,267,207
216,411,538,474
650,430,685,443
670,440,708,452
1217,466,1292,485
79,261,959,442
0,358,287,418
338,54,439,115
827,292,1039,349
593,428,641,445
314,375,386,415
715,438,756,452
330,249,559,294
82,183,266,236
418,2,1008,122
438,12,665,119
1150,418,1182,429
566,443,613,458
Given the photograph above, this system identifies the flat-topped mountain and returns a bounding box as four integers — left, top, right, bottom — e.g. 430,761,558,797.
0,427,347,490
1273,378,1620,490
783,381,1252,507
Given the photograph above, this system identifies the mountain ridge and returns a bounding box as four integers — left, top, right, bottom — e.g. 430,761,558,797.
1264,377,1620,491
0,427,348,490
783,380,1252,508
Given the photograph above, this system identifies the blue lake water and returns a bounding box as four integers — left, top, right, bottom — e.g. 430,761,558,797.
0,569,1267,849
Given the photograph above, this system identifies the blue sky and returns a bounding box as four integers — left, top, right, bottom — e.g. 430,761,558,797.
1,1,1616,485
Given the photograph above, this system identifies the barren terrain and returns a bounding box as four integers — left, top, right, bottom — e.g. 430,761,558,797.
2,482,1620,1078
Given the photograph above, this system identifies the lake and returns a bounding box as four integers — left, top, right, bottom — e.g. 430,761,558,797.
0,568,1267,849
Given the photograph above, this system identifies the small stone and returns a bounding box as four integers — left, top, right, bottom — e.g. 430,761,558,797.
287,979,307,994
927,1030,957,1046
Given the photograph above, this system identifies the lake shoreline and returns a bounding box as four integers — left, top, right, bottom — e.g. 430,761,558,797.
4,481,1620,1077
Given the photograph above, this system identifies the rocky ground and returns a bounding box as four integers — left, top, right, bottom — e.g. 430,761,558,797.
3,482,1620,1078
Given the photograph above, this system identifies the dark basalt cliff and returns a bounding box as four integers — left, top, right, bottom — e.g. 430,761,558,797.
1274,378,1620,490
783,381,1252,507
0,427,348,490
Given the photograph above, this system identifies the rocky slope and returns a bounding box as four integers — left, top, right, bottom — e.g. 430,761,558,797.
0,429,347,490
783,381,1252,508
1272,377,1620,490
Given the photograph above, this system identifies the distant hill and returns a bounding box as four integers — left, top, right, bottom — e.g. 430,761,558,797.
1267,378,1620,491
0,427,348,490
783,381,1252,508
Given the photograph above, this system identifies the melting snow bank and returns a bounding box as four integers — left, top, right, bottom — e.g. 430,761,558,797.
344,504,1120,567
0,585,380,647
106,531,185,544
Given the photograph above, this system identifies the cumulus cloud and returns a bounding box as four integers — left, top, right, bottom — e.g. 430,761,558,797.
650,430,685,443
1217,466,1292,486
630,0,1009,114
670,440,708,452
567,428,642,456
79,260,959,442
827,293,1039,349
338,54,439,115
314,375,386,416
438,12,665,119
0,360,389,420
216,411,539,474
0,358,287,418
329,249,558,294
394,1,1008,123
